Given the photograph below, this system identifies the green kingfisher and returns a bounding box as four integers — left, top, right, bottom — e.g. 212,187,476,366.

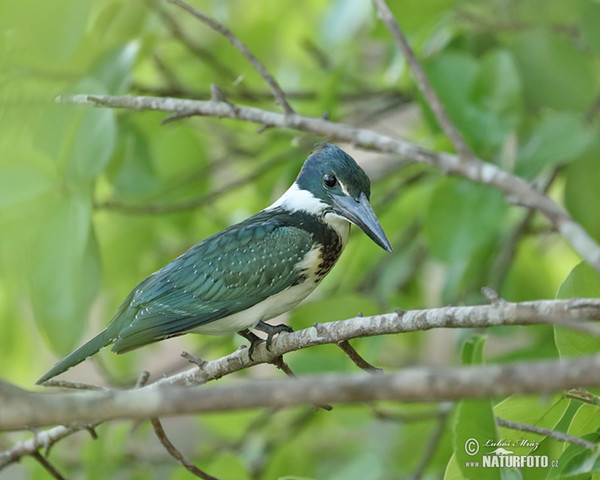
37,144,391,384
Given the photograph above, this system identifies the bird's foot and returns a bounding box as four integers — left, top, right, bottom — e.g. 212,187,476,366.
254,321,293,350
238,322,293,359
237,328,263,360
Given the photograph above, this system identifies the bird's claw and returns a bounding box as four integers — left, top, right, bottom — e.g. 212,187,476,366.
237,329,263,360
255,321,293,351
238,322,293,360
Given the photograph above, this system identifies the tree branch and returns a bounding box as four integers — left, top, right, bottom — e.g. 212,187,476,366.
54,92,600,273
167,0,294,114
496,417,596,450
146,0,238,81
5,354,600,430
151,418,220,479
32,451,66,480
408,408,450,480
3,298,600,466
0,423,100,469
155,297,600,388
371,0,475,161
336,339,383,373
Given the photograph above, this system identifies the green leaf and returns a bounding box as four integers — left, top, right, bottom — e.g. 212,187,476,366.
424,178,507,262
444,454,467,480
510,30,596,111
554,262,600,358
581,2,600,52
558,262,600,299
36,77,117,182
90,42,140,95
108,122,159,200
548,430,600,480
424,49,522,154
565,148,600,243
65,81,117,180
462,335,486,365
567,404,600,439
454,398,500,480
0,164,52,210
30,192,101,353
495,395,567,433
319,0,373,47
515,113,593,179
470,50,522,150
423,51,478,140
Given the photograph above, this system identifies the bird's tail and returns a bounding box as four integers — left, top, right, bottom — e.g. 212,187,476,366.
35,328,116,385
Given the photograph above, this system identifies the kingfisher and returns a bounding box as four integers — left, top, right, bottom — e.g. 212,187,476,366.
36,144,392,384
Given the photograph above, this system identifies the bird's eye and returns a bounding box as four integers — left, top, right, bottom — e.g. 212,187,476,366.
323,173,337,188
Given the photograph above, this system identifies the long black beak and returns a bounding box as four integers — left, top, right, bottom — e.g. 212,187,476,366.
331,192,392,252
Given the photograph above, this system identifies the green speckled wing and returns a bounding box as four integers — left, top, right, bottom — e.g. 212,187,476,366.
110,211,313,352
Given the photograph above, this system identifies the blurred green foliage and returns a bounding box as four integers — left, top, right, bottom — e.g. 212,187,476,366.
1,0,600,478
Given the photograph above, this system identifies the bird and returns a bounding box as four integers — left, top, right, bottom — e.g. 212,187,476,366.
36,143,392,384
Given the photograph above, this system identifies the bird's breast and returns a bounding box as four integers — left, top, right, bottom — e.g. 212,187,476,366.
297,215,349,283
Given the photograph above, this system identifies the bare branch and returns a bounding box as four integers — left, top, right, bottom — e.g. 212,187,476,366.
496,417,596,449
95,151,288,214
0,423,101,469
32,451,67,480
337,340,383,373
40,380,107,391
408,408,450,480
371,0,474,161
2,298,600,466
155,298,600,388
5,355,600,430
565,388,600,406
54,92,600,273
146,0,238,81
151,418,220,479
167,0,294,114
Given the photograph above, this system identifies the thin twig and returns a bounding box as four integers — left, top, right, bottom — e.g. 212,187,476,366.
95,151,289,214
146,0,237,80
32,451,67,480
565,388,600,407
181,351,207,369
372,403,453,422
337,340,383,373
496,417,596,449
40,380,106,391
585,92,600,124
135,371,151,388
408,408,450,480
269,355,297,377
488,168,561,292
132,82,409,105
167,0,294,114
151,418,220,480
152,53,186,92
371,0,474,161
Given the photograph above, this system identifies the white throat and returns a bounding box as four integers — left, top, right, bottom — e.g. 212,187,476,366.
265,183,351,246
265,183,328,215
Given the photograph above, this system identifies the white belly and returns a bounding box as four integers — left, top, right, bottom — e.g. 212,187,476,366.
193,214,350,335
191,277,319,335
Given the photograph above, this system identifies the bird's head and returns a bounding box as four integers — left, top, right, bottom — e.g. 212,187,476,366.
293,143,392,252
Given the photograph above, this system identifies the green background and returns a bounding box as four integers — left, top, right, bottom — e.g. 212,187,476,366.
1,0,600,478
